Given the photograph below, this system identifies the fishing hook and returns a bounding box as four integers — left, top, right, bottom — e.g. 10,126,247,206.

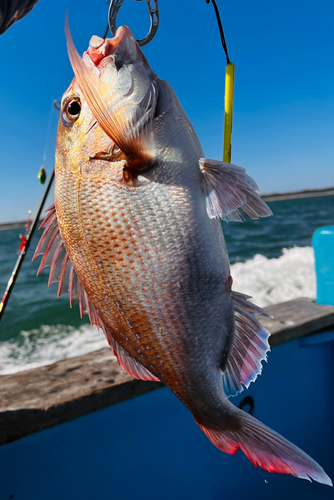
108,0,159,47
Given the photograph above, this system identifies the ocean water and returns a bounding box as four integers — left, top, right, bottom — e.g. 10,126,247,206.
0,196,333,375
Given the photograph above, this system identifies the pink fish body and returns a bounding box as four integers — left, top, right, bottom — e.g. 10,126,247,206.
34,23,331,486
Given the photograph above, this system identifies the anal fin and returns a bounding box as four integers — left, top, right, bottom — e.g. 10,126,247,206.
103,329,160,382
222,291,270,397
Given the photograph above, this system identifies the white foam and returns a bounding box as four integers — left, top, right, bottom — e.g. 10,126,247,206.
0,246,316,375
0,323,108,375
230,246,316,307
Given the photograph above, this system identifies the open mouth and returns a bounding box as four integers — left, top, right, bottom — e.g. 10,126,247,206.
86,26,133,67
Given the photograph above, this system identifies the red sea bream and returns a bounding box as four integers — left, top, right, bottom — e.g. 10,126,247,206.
33,21,332,486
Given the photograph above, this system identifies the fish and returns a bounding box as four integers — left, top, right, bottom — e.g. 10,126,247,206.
33,20,331,486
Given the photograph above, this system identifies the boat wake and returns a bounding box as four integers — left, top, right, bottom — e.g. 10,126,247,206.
231,246,315,307
0,246,316,375
0,323,107,375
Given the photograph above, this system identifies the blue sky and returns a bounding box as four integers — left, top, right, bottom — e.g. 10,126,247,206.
0,0,333,222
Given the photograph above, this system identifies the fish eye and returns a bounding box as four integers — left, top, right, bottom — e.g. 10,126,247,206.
62,96,81,124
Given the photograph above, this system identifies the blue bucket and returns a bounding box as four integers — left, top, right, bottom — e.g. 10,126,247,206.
313,226,334,306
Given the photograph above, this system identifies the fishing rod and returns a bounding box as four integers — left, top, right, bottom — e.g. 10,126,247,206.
0,101,59,323
0,170,55,322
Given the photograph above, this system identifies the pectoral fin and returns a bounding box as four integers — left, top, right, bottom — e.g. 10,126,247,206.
199,158,273,221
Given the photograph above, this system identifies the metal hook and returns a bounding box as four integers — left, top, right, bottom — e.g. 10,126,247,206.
108,0,159,47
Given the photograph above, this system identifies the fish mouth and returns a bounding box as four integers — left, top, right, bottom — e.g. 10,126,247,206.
86,26,138,67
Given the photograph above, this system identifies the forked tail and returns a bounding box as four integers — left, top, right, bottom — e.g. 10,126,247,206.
196,407,332,486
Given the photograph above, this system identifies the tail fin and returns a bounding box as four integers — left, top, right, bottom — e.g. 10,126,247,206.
196,409,332,486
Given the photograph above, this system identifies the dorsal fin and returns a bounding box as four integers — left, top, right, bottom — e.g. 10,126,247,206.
33,204,159,382
222,291,271,397
199,158,273,222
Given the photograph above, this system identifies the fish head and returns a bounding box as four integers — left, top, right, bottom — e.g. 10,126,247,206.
56,21,159,176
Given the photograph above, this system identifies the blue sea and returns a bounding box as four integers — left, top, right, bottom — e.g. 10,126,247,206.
0,195,333,374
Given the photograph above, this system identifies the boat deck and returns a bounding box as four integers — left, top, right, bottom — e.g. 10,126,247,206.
1,297,334,446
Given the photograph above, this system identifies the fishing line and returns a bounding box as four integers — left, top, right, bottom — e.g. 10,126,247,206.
41,101,54,169
206,0,235,164
103,22,109,39
38,101,56,185
206,0,230,65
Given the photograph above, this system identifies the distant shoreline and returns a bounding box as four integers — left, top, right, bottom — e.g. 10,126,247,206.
261,186,334,202
1,186,333,231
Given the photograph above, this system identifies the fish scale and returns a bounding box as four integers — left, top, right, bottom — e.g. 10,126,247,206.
75,168,227,391
32,23,332,485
